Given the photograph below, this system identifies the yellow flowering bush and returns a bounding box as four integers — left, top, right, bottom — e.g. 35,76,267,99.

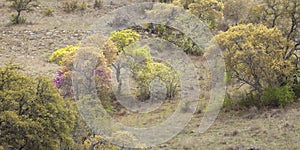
49,44,80,65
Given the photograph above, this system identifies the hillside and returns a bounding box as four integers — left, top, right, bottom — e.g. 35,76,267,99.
1,0,300,149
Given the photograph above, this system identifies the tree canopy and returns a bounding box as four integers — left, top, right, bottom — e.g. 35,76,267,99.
0,64,76,149
215,23,295,99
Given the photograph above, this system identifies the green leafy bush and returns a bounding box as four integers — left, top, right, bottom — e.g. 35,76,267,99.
293,84,300,98
292,72,300,98
238,85,295,108
262,85,295,108
238,92,260,108
223,93,234,108
0,64,75,149
49,44,80,65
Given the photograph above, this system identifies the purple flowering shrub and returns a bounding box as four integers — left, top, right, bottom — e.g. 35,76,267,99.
52,49,113,101
53,71,63,89
53,70,74,98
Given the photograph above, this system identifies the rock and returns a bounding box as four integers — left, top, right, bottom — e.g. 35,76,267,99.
248,146,261,150
159,144,169,148
46,32,52,36
190,130,196,134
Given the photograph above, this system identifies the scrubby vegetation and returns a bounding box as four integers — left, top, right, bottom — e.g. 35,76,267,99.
62,0,87,13
49,44,80,65
1,0,300,149
0,64,75,149
93,0,103,9
42,8,54,16
7,0,38,24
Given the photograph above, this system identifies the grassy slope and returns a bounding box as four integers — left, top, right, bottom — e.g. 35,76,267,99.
0,1,300,149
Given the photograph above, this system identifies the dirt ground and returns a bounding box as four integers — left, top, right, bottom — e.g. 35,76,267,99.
1,1,300,149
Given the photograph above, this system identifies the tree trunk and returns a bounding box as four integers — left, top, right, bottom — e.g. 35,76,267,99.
113,63,122,94
16,11,21,24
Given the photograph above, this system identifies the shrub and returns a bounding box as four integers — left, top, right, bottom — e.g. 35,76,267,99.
52,42,114,108
62,0,78,12
49,44,80,65
10,14,26,24
292,72,300,98
132,24,203,55
262,85,295,108
62,0,87,12
42,8,54,16
77,1,87,11
293,84,300,98
7,0,37,24
94,0,103,9
223,93,234,108
238,85,295,108
238,92,261,108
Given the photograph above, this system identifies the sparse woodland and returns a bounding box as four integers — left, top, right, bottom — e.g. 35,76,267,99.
0,0,300,149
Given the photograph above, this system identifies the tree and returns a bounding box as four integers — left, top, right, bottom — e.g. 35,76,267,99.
122,45,179,100
108,29,179,100
171,0,194,9
109,29,140,94
7,0,37,24
222,0,253,26
0,64,75,149
247,0,300,53
187,0,224,29
215,24,295,99
50,42,122,148
52,46,112,100
109,29,140,52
